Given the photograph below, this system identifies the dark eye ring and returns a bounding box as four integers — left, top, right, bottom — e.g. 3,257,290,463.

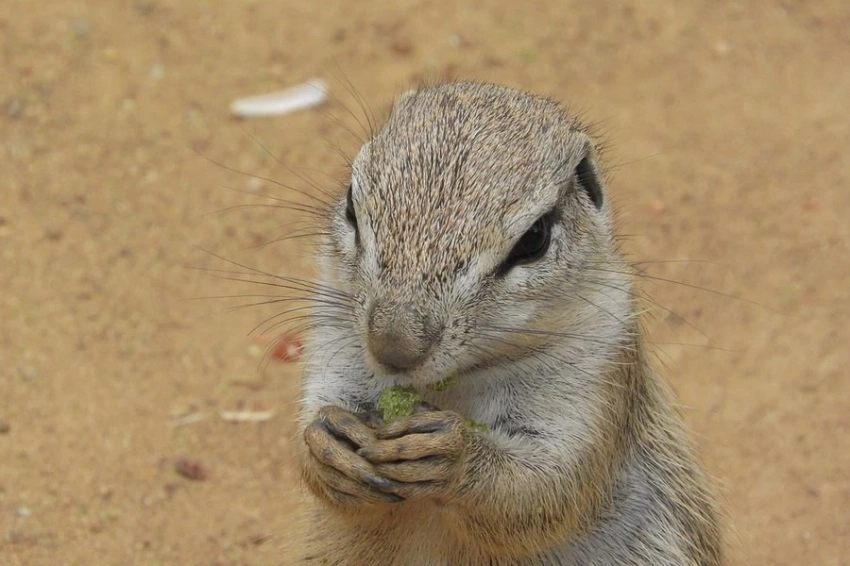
496,211,554,276
345,184,357,228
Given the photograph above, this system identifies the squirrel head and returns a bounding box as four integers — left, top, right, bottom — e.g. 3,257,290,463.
322,81,629,385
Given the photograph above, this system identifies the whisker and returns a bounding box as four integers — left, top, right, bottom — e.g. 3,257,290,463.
628,259,727,269
227,296,336,312
468,338,619,387
238,125,340,203
316,104,369,147
252,228,332,248
194,150,334,208
251,304,353,334
257,313,353,339
573,291,631,325
204,200,329,219
323,334,364,373
478,325,625,347
586,266,774,312
192,272,345,302
328,63,377,140
580,275,718,347
189,247,356,301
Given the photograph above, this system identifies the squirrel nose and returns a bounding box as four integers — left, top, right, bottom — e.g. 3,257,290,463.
367,302,438,372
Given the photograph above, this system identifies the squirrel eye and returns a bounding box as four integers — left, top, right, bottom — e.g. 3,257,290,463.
345,184,357,228
497,212,553,276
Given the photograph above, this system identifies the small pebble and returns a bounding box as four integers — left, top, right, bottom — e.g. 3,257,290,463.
17,366,37,381
174,458,207,481
271,334,303,362
389,36,413,56
168,402,197,420
249,533,271,546
6,98,24,119
648,200,666,214
245,177,263,192
18,507,32,517
135,1,155,16
163,482,182,499
185,108,206,130
713,40,731,56
71,19,91,38
149,63,165,81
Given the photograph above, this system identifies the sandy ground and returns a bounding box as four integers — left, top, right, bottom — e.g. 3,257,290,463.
1,1,848,564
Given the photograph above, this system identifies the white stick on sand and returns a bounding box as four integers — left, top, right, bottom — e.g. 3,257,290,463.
229,79,327,118
218,410,276,423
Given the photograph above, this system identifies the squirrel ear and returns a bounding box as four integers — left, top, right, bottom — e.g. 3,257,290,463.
574,148,605,210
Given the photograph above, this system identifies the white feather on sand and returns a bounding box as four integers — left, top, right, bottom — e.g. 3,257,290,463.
229,78,327,118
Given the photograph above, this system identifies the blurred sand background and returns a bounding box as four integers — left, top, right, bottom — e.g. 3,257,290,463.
1,1,848,564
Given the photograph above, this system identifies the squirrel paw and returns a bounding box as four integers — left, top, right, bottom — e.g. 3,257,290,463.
356,410,469,502
302,405,404,507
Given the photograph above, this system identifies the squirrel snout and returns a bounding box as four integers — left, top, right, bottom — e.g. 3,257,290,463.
366,302,439,373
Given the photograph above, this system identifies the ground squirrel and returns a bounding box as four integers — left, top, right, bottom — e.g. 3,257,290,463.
294,81,722,565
